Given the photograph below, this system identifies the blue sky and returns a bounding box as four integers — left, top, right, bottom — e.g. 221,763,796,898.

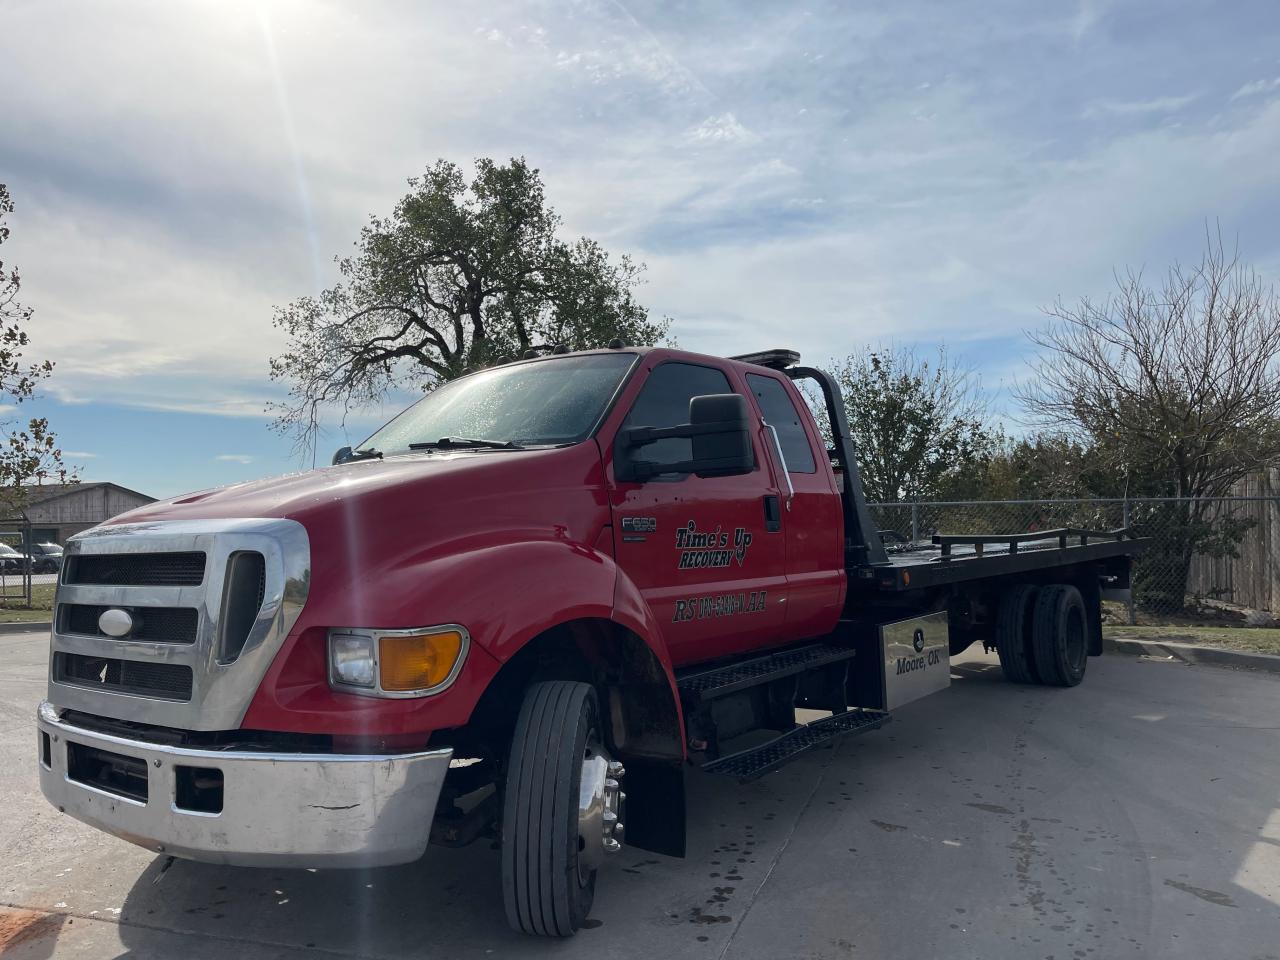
3,0,1280,498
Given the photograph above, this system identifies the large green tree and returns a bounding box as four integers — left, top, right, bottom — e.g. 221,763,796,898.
0,183,72,513
826,346,1000,503
270,158,668,452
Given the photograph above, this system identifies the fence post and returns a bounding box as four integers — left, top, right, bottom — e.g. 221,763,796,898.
1123,498,1136,625
911,503,920,543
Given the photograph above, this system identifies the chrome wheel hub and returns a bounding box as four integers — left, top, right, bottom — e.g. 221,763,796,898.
577,746,625,877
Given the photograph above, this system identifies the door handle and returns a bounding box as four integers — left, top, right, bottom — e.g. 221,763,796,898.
763,495,781,532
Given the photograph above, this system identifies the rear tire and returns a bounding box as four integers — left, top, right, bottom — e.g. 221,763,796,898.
502,681,604,937
1031,584,1088,687
995,584,1040,684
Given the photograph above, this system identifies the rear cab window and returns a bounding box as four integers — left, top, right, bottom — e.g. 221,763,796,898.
746,373,817,473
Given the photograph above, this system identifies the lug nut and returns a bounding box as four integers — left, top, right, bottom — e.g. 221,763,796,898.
603,838,622,854
607,760,625,778
603,811,617,825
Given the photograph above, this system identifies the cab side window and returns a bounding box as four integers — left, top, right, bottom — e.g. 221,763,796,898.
623,362,735,467
746,373,817,473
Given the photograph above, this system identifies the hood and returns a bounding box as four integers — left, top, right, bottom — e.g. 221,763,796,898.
108,450,563,528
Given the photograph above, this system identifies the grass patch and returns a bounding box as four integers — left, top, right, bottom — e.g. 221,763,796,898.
1103,624,1280,656
0,583,55,622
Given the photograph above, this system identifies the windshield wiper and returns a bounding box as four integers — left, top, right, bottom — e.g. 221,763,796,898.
409,436,523,451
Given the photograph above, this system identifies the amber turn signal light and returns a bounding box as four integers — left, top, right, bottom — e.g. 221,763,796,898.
379,629,465,692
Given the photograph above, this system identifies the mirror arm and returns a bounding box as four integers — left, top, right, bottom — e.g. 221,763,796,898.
631,456,753,481
622,420,745,448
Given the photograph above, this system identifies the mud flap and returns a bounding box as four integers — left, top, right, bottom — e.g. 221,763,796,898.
619,757,686,858
881,611,950,710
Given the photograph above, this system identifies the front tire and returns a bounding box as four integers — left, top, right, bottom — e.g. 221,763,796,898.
502,681,623,937
1031,584,1088,687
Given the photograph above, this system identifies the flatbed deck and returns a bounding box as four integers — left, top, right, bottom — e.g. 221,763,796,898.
855,528,1147,592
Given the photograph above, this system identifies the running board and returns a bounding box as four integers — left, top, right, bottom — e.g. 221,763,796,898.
676,642,858,702
700,708,891,781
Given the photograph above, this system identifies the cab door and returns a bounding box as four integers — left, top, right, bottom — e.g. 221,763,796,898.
744,371,846,638
604,359,788,667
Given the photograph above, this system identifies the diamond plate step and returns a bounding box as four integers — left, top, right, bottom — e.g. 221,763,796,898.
700,708,891,781
676,642,858,702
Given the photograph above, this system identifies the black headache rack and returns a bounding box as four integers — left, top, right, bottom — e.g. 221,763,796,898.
731,348,888,566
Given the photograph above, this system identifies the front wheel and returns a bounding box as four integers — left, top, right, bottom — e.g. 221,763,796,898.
502,681,625,937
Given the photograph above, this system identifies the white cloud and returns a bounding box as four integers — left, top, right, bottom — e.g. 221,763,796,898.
62,451,99,459
1070,0,1109,42
215,454,255,464
2,0,1280,437
1082,94,1198,118
687,113,758,145
1231,77,1280,101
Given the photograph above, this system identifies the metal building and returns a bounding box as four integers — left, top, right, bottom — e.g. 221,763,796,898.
16,483,156,544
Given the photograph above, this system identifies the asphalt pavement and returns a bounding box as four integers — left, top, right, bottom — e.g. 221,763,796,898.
1,629,1277,959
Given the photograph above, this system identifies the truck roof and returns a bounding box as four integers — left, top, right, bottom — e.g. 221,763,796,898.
495,345,803,377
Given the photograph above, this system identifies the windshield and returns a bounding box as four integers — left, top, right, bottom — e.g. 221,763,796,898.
360,353,636,456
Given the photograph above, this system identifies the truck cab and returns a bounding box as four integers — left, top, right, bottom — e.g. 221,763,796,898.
37,345,1139,937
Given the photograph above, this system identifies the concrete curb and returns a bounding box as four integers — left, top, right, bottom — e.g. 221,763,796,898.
0,621,50,635
1105,635,1280,674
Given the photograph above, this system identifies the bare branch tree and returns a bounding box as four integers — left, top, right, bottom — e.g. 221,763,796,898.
1019,229,1280,498
0,184,74,515
1018,227,1280,610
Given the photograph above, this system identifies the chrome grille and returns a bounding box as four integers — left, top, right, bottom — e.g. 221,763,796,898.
55,652,194,700
58,604,199,644
48,518,310,731
65,551,206,586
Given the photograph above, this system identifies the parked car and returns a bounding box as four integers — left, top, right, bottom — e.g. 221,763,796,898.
23,542,63,573
0,543,24,573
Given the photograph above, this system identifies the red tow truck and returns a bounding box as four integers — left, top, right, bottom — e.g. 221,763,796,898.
37,346,1142,936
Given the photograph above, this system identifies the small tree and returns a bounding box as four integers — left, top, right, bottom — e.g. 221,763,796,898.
1019,231,1280,612
981,433,1122,501
0,184,72,515
825,346,999,503
269,157,668,454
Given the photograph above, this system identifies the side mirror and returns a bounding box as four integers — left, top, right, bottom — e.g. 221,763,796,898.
332,446,353,465
617,393,755,481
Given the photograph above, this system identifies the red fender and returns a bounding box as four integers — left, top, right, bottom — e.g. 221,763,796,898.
243,536,685,746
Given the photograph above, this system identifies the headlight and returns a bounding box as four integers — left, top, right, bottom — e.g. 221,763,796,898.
327,625,469,698
329,632,376,688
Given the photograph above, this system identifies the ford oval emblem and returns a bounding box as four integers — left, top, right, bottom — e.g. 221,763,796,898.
98,608,134,638
912,628,925,653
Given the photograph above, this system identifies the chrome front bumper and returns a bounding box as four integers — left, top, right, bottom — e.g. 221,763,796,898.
37,702,452,868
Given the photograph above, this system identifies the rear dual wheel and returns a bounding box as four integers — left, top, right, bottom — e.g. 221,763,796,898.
996,583,1088,687
1032,585,1088,687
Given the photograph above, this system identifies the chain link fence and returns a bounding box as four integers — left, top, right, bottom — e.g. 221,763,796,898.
867,497,1280,626
0,520,34,607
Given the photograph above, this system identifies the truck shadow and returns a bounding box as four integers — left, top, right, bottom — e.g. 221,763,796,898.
111,844,524,958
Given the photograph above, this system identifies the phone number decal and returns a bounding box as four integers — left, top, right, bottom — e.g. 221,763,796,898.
673,590,767,623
